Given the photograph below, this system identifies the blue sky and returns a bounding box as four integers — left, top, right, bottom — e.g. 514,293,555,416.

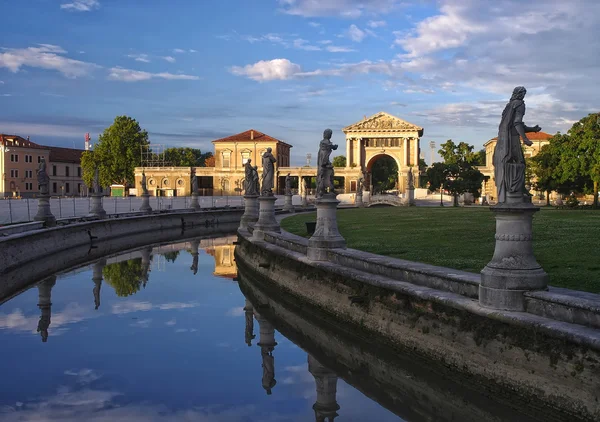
1,0,599,165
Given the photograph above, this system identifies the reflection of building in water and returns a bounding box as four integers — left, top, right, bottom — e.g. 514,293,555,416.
243,298,255,347
308,354,340,422
189,240,200,275
37,276,57,343
92,259,106,310
255,311,277,395
204,243,237,278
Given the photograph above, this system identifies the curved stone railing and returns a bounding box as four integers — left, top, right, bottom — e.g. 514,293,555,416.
367,194,404,207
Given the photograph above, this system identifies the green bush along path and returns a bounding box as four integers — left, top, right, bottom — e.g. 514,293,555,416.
281,207,600,293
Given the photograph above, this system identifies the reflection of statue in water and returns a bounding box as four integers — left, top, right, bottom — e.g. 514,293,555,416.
37,157,49,195
141,171,148,195
285,173,292,196
261,349,277,394
189,240,200,275
37,277,56,343
493,86,541,203
316,129,338,198
308,354,340,422
244,299,256,347
261,148,277,196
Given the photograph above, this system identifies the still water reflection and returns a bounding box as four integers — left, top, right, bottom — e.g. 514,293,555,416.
0,236,401,421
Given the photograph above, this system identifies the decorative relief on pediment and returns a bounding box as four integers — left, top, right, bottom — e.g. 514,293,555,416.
343,112,423,133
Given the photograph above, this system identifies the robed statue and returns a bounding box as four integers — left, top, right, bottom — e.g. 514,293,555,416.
141,171,148,195
37,157,49,195
252,166,260,194
261,147,277,196
357,171,365,196
407,167,414,190
285,173,292,196
493,86,541,203
261,348,277,395
191,168,198,194
316,129,338,198
244,159,258,195
93,167,101,194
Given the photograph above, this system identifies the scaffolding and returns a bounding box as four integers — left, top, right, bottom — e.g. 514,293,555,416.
140,144,168,168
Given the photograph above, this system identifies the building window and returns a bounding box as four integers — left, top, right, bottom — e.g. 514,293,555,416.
53,182,57,193
77,183,82,194
66,166,70,177
38,156,42,163
77,167,81,177
10,154,18,162
222,152,231,168
241,151,251,165
65,183,70,193
24,154,31,163
10,169,19,178
52,165,57,176
25,170,33,178
25,182,33,191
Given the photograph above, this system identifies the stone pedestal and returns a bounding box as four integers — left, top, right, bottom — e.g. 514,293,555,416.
34,193,56,226
189,193,200,210
355,193,364,207
407,188,415,206
301,194,308,207
252,196,280,240
308,355,340,421
480,197,548,311
139,193,152,213
283,194,294,212
88,194,107,219
307,193,346,261
240,195,259,230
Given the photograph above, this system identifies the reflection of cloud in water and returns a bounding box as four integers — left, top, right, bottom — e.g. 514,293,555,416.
111,301,199,314
64,369,101,385
165,318,176,326
129,318,152,328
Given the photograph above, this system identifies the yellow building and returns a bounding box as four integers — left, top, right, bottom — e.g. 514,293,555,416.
0,135,50,198
478,131,553,200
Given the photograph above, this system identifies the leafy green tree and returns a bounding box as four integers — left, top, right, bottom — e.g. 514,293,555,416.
81,116,149,188
103,258,145,297
371,156,398,193
426,162,450,205
332,155,347,167
162,251,180,263
438,140,480,165
165,148,212,167
418,158,428,188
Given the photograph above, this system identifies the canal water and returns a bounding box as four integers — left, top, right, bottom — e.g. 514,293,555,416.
0,235,558,422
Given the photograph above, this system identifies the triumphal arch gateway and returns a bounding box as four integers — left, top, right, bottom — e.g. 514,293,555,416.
133,112,423,197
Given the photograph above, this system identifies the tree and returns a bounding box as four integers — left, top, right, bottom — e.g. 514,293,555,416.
332,155,347,167
371,156,398,193
81,116,149,188
162,251,180,263
164,148,212,167
205,155,216,167
103,258,145,297
426,162,450,206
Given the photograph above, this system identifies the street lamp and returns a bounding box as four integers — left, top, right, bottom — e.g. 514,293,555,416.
429,141,436,166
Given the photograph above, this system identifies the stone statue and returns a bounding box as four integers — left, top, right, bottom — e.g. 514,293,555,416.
261,147,277,196
493,86,541,203
37,157,49,195
245,309,255,347
316,129,338,198
261,348,277,395
285,173,292,195
93,167,101,194
357,172,364,196
191,168,198,194
302,178,308,196
141,171,148,195
252,166,260,194
407,167,414,189
243,159,255,195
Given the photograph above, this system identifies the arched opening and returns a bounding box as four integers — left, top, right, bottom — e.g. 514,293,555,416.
366,154,399,194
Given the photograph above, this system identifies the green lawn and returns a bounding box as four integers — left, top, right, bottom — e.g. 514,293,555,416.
281,207,600,293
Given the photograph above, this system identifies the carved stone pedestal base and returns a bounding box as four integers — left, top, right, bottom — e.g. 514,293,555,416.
252,196,280,240
283,194,294,212
34,193,56,226
355,193,364,207
189,193,200,211
301,195,308,207
307,193,346,261
88,194,107,219
406,188,415,206
139,193,152,213
480,200,548,311
240,195,259,230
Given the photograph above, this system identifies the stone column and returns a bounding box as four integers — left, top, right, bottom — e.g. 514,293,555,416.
255,311,277,395
307,193,346,261
252,196,280,241
92,259,106,310
34,193,56,226
244,298,256,347
37,276,56,343
283,193,294,212
240,195,259,230
189,239,200,275
308,354,340,422
301,178,308,207
139,193,152,213
89,193,107,218
480,197,548,311
189,193,200,210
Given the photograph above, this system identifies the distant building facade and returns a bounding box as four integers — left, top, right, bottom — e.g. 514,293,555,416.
0,134,50,198
48,146,86,197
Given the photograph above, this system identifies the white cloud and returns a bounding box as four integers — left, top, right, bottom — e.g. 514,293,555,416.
346,24,366,42
308,22,321,27
173,48,186,53
189,49,197,53
0,80,4,84
368,20,386,28
60,0,100,12
1,94,11,97
292,39,321,51
326,45,356,53
278,0,401,18
0,44,97,78
226,307,244,317
318,40,332,45
230,59,302,82
107,67,200,82
162,56,176,63
127,54,150,63
165,318,176,326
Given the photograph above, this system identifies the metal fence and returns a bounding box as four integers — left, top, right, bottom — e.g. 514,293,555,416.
0,195,250,225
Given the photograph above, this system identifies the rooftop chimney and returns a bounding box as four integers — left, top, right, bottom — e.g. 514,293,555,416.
27,136,30,141
250,130,254,140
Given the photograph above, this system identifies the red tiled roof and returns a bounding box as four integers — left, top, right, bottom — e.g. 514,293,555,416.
212,129,292,148
48,146,85,163
0,134,48,150
490,131,553,142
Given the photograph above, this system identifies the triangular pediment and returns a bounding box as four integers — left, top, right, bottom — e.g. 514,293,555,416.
343,112,423,133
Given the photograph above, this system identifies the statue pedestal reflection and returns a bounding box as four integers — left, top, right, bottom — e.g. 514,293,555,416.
308,354,340,421
92,259,106,310
37,276,57,342
255,311,277,395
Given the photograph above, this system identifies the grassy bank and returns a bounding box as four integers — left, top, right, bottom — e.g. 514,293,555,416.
281,207,600,293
